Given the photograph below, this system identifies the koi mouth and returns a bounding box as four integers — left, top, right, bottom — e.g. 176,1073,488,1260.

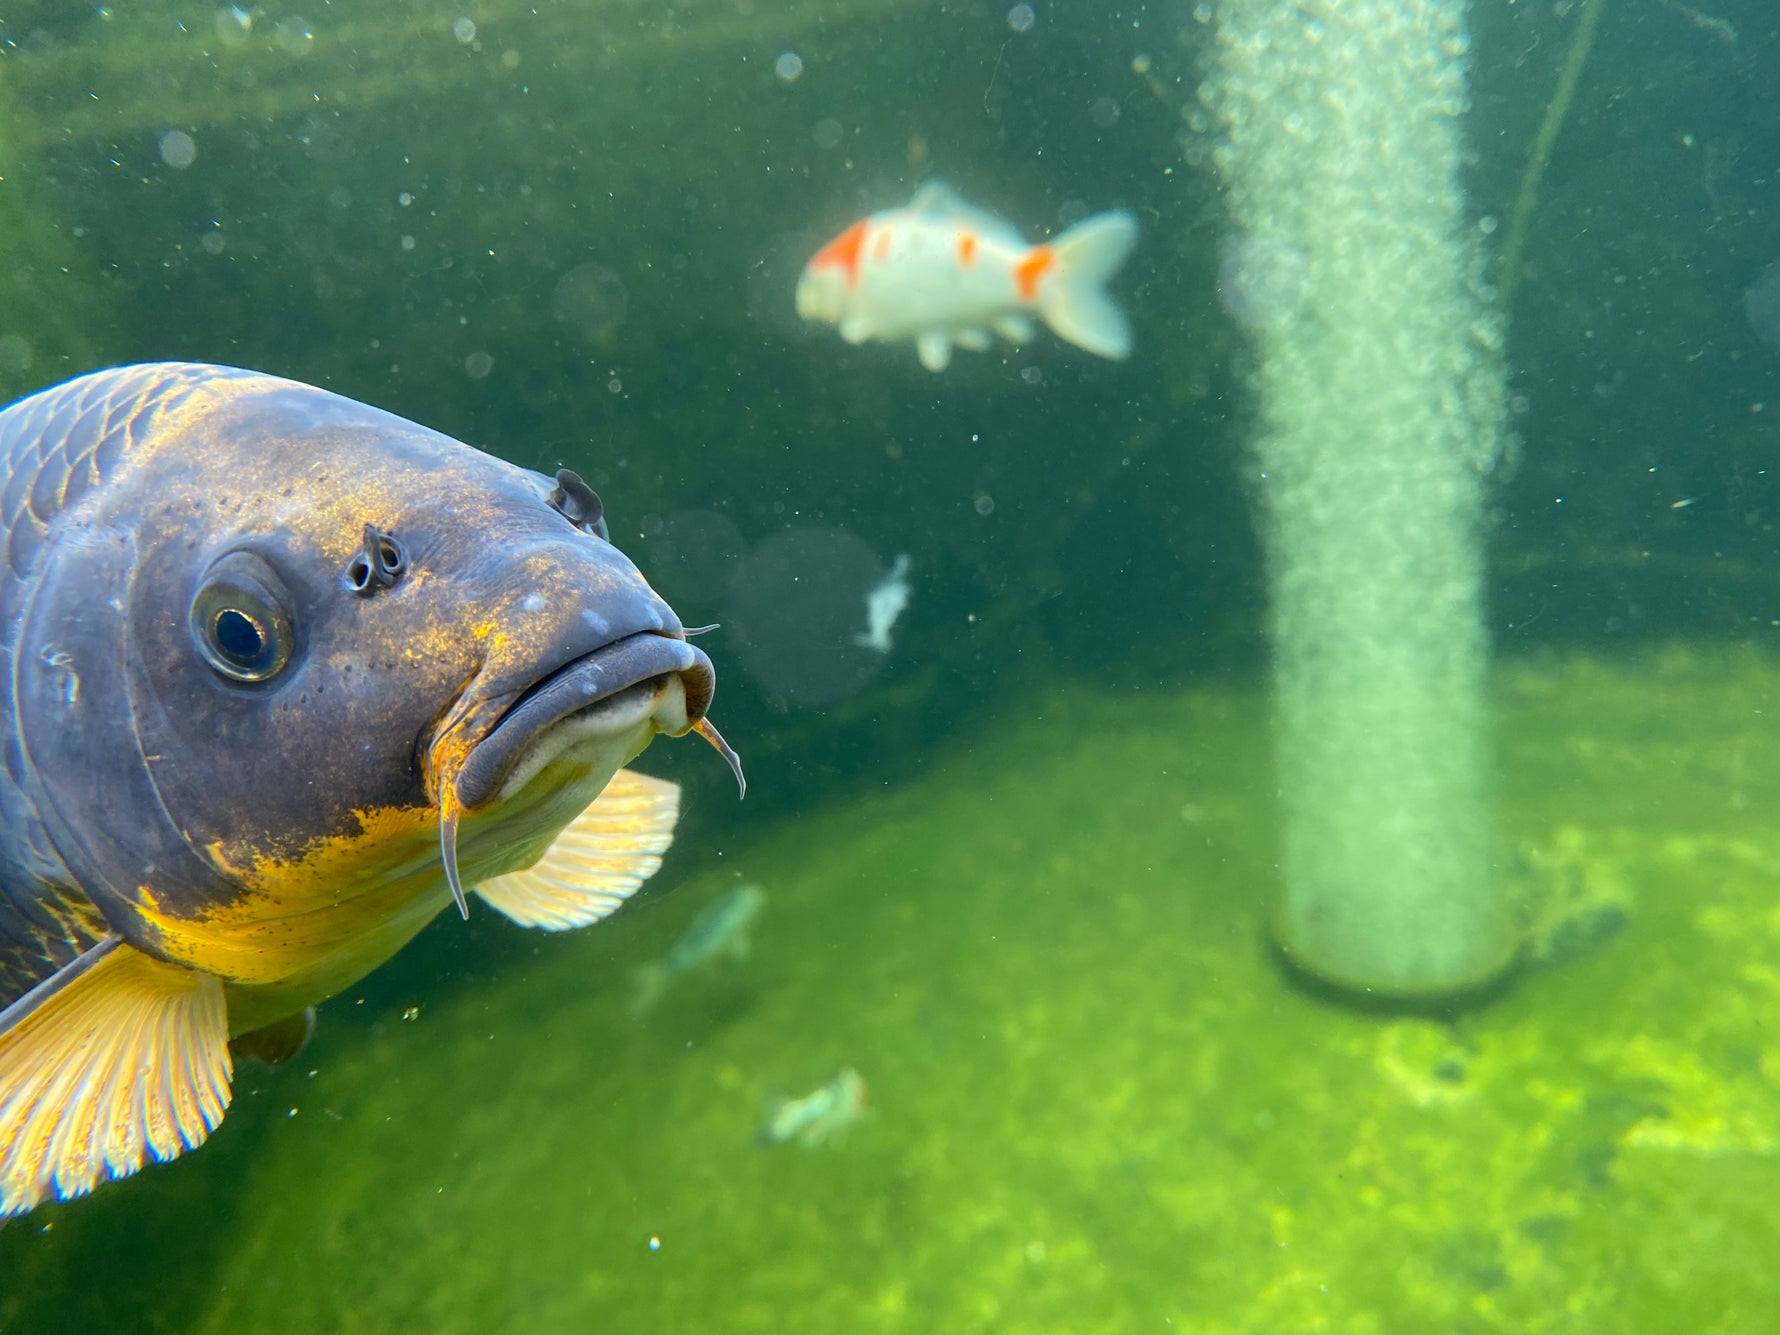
430,631,745,920
456,632,711,809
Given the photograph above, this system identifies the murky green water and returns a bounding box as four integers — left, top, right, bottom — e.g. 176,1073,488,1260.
9,647,1780,1332
4,0,1780,1330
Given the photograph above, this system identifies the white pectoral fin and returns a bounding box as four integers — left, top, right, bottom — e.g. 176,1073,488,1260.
1040,209,1139,360
916,331,953,372
0,937,232,1219
477,769,681,931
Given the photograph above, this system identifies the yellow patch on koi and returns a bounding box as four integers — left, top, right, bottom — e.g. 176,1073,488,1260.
140,804,443,988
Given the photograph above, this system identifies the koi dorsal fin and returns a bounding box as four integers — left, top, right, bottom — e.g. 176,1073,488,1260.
906,180,1025,246
0,937,231,1219
476,769,680,931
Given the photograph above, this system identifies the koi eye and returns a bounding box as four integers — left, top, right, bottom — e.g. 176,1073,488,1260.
549,468,608,541
190,552,296,683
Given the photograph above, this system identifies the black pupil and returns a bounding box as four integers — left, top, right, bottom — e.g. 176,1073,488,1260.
214,608,266,664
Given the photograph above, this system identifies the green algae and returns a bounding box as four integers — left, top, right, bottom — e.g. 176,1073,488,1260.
7,644,1780,1332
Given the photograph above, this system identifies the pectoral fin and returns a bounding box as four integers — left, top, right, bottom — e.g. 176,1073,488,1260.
229,1007,316,1068
993,313,1035,344
916,331,953,372
476,769,680,931
0,938,231,1219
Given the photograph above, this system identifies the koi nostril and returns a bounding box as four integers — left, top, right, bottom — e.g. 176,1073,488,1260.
344,523,408,595
549,468,608,540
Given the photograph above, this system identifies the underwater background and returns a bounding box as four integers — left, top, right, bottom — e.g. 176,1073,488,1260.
3,0,1780,1329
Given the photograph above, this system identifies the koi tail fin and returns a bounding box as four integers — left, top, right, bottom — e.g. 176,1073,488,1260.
1038,210,1138,361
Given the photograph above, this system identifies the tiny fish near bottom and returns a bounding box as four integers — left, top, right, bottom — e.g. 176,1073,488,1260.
756,1067,870,1148
629,883,766,1015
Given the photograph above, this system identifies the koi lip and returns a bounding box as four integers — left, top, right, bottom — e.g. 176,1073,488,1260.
454,631,713,810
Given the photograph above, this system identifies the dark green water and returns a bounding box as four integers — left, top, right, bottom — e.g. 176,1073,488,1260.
3,0,1780,1330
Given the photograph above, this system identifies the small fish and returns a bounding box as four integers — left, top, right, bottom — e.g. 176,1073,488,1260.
629,882,766,1014
852,553,911,654
796,181,1138,372
756,1067,869,1148
0,363,744,1219
1657,0,1738,45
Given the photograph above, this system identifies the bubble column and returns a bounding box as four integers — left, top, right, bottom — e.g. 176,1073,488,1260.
1203,0,1512,997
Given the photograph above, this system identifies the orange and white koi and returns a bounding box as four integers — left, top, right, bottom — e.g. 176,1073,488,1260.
796,181,1137,372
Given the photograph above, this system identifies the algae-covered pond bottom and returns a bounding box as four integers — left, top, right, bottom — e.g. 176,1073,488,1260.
5,645,1779,1333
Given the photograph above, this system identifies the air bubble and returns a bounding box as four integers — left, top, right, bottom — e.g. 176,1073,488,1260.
158,130,197,169
0,336,33,375
214,6,252,44
1218,234,1312,331
726,527,896,708
1744,261,1780,354
274,17,313,55
551,263,629,340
